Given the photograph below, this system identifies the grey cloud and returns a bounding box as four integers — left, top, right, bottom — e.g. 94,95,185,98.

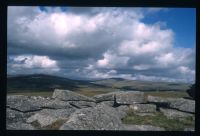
7,6,195,83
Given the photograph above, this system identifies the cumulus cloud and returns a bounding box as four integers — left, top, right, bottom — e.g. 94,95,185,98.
7,6,195,83
8,55,59,75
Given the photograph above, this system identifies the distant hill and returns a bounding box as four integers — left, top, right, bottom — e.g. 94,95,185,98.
7,74,191,93
7,74,96,93
91,78,191,92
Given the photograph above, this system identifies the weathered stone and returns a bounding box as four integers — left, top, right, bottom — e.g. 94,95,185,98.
7,121,35,130
123,124,165,131
7,95,49,112
169,98,195,113
160,108,194,120
92,92,116,102
129,104,157,113
115,105,130,119
6,108,35,124
42,99,73,109
115,91,145,105
147,96,195,113
60,103,124,130
147,95,170,104
52,89,95,102
184,127,195,131
98,101,115,107
69,101,96,109
26,108,75,127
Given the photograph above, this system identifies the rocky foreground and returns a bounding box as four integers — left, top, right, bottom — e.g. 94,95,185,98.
7,89,195,131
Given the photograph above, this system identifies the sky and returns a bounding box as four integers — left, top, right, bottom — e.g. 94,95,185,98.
7,7,196,83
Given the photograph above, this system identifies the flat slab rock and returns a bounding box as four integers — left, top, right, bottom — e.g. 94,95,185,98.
147,96,195,113
160,108,194,120
52,89,95,102
7,95,51,112
42,99,73,109
26,108,76,127
123,125,165,131
60,103,124,130
6,108,35,124
115,91,145,105
92,92,121,102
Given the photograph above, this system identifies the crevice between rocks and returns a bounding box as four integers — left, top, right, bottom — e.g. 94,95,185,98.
147,102,195,114
7,107,42,113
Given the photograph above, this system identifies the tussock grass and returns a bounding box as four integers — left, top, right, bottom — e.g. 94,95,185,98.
122,110,195,131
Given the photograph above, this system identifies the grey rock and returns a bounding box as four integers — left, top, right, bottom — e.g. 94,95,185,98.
123,124,165,131
129,104,157,113
98,101,115,107
69,101,96,109
42,99,73,109
169,98,195,113
6,108,35,123
115,91,145,105
26,108,75,127
60,103,124,130
7,95,49,112
160,108,194,120
115,105,130,119
147,96,195,113
7,121,35,130
184,127,195,131
52,89,95,102
92,92,117,102
147,95,170,104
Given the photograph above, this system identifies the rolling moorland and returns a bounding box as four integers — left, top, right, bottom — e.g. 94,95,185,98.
7,74,191,97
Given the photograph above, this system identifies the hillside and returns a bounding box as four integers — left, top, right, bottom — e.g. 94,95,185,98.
91,78,191,91
7,74,191,93
7,74,100,93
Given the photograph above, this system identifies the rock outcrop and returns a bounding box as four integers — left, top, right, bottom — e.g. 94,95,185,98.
52,89,95,102
60,103,124,130
26,108,76,127
147,96,195,113
7,89,195,130
160,108,194,120
115,91,145,105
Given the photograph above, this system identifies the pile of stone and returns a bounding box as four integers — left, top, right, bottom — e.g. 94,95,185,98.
6,89,195,131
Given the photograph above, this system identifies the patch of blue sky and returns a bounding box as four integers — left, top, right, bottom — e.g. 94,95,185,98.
142,8,196,49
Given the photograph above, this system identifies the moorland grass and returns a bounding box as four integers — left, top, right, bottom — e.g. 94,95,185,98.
122,110,195,131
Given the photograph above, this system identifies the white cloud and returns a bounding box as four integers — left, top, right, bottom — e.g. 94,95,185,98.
7,7,195,83
11,55,59,71
97,52,129,68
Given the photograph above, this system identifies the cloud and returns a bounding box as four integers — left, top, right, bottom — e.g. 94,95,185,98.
7,6,195,83
8,55,59,75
